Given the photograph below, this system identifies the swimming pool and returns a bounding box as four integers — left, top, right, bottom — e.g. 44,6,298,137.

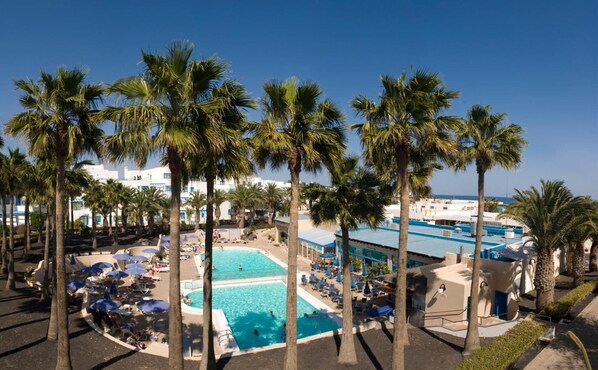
200,247,286,281
186,281,340,350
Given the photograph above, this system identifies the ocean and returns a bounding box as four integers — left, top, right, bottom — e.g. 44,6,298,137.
433,194,515,204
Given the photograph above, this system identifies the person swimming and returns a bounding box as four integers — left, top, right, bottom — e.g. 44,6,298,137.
253,328,259,336
238,264,243,270
269,310,275,317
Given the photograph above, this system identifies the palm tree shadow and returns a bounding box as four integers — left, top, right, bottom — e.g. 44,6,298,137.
420,327,463,352
88,349,138,370
356,332,383,370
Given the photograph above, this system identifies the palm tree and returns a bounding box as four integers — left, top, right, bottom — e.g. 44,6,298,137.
100,41,227,369
227,184,252,228
119,184,134,233
0,152,8,275
3,148,28,290
352,71,459,370
456,104,526,355
184,190,207,231
103,179,120,243
252,77,345,370
180,78,255,369
563,197,596,286
6,67,104,370
501,180,583,311
263,183,284,224
83,180,103,249
310,156,391,364
213,189,226,227
245,184,263,226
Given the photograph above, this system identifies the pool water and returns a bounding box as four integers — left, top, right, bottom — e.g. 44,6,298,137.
201,247,286,281
187,281,340,350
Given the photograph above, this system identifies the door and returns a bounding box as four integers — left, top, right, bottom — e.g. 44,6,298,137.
494,291,508,320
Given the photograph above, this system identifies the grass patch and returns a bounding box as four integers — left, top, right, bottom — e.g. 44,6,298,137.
455,320,545,370
541,281,597,321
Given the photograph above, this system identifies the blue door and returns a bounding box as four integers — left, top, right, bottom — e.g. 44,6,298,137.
494,291,508,320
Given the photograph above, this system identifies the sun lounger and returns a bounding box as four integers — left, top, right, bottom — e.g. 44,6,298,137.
367,305,394,319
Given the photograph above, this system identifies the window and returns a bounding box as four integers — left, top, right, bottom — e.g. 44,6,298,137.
183,186,188,193
165,186,171,192
141,186,149,190
164,173,171,179
190,187,195,192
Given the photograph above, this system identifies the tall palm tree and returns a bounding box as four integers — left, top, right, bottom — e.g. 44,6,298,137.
456,104,526,355
103,179,120,242
184,190,207,231
213,189,226,227
64,160,92,233
0,152,8,275
310,156,391,364
252,77,345,370
245,184,263,226
100,41,227,369
82,180,103,249
4,148,28,290
501,180,583,311
352,71,459,370
263,183,284,224
6,67,104,370
119,184,134,233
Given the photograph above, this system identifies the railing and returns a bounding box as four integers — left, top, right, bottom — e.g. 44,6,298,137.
417,309,515,329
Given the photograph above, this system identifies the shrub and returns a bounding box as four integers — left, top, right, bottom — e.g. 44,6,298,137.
541,281,598,321
456,320,546,370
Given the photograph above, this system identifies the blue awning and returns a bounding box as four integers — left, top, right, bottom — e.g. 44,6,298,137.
298,228,335,248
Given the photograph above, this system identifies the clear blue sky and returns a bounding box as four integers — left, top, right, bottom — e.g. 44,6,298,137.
1,0,596,197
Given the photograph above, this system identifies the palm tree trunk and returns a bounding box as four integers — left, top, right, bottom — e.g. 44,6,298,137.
24,197,31,260
238,204,245,229
1,195,7,275
5,195,16,290
463,169,485,355
41,206,52,302
284,162,300,370
200,173,217,370
195,208,200,232
215,205,221,227
590,241,598,272
48,261,58,340
54,154,73,370
69,196,74,233
112,203,119,248
167,158,183,369
267,205,274,225
338,225,357,364
136,213,143,237
37,204,43,245
566,245,574,276
392,149,409,370
572,242,585,287
108,207,113,236
535,247,555,311
91,208,97,250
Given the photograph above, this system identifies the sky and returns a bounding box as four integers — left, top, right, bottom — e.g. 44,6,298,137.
1,0,596,197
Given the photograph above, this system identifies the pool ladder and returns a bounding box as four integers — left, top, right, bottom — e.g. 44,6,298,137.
217,329,234,345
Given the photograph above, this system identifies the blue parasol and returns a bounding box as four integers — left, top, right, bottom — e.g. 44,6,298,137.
182,235,187,242
162,236,170,241
142,248,158,254
336,271,342,283
351,275,356,289
129,255,148,262
362,259,368,277
314,261,320,271
325,265,331,277
332,258,339,267
89,298,121,312
363,280,371,295
160,241,170,247
66,279,84,291
125,266,147,275
136,299,170,314
320,252,335,259
92,262,113,269
113,253,131,261
105,270,128,279
70,254,76,266
103,288,111,299
350,261,354,273
80,266,102,275
125,263,144,269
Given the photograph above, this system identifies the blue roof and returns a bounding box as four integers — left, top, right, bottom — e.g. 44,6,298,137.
298,228,336,248
338,226,511,260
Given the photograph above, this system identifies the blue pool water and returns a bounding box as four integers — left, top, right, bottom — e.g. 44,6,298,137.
187,281,340,350
201,247,287,281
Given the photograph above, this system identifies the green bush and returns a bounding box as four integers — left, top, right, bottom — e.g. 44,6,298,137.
456,320,546,370
541,281,598,321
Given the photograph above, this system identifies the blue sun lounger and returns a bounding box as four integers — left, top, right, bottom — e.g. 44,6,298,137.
367,305,394,319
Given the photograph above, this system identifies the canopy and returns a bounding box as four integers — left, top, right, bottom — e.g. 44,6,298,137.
89,298,121,312
92,262,113,269
105,270,128,279
136,299,170,314
80,266,102,275
113,254,131,261
298,228,335,248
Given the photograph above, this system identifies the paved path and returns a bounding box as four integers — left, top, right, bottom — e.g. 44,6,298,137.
524,295,598,370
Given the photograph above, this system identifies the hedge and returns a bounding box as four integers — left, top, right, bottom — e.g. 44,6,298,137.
541,281,598,321
455,320,546,370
